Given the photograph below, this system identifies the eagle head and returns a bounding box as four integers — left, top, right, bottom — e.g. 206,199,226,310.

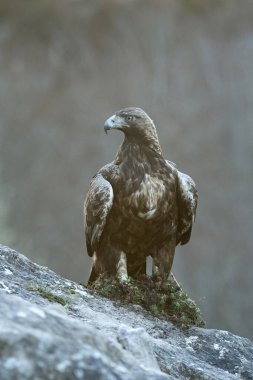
104,107,158,141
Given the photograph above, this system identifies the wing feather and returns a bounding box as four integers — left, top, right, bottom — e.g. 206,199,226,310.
84,173,113,256
176,170,198,245
165,160,197,245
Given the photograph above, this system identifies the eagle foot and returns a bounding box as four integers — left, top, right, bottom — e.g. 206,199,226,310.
152,271,181,290
168,272,181,291
117,273,128,284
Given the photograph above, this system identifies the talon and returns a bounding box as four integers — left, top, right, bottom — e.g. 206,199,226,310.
153,275,163,287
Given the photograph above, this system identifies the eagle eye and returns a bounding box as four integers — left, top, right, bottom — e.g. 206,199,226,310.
126,115,134,122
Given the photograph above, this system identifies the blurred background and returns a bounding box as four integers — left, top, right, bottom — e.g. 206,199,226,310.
0,0,252,339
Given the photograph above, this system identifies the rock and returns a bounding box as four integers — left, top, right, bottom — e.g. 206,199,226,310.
0,245,252,380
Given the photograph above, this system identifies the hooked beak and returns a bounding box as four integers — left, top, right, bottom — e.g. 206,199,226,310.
104,114,126,134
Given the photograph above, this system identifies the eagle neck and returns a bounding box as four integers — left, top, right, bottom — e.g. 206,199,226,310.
115,135,163,168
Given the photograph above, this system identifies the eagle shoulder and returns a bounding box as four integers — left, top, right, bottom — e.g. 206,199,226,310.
84,165,115,256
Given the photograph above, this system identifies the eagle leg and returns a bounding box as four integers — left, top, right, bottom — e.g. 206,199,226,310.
90,244,129,284
87,263,98,285
116,251,128,283
87,252,99,285
152,237,176,285
87,249,128,285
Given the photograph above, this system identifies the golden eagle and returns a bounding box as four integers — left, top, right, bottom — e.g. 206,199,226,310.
84,107,197,285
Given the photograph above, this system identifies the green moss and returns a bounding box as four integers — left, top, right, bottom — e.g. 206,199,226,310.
27,286,68,306
150,304,159,315
89,276,205,328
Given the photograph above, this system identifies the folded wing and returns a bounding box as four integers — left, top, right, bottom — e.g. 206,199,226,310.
166,160,198,246
84,173,114,256
176,170,198,245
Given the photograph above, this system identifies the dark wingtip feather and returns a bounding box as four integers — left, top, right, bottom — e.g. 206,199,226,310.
180,226,192,245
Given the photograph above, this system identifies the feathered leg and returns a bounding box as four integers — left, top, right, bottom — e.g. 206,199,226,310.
87,252,99,285
116,251,128,283
152,237,176,285
87,264,98,285
89,244,129,284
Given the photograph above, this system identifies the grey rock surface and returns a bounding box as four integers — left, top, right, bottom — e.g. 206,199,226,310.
0,245,252,380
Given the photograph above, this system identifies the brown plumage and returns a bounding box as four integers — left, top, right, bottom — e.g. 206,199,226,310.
84,107,198,285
